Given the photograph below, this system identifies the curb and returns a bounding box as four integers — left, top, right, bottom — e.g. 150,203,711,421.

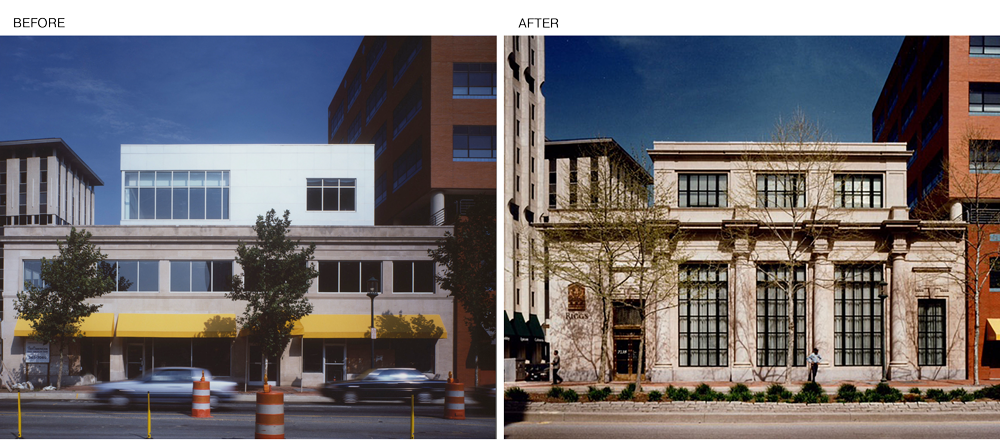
507,410,1000,424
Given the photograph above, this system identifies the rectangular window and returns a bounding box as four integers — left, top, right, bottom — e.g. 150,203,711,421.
170,261,232,292
366,37,386,78
393,139,422,191
393,82,422,138
569,158,578,207
393,37,422,85
347,113,363,144
372,124,387,159
678,264,728,367
346,74,362,110
393,261,434,293
990,258,1000,291
104,260,159,292
329,103,344,142
678,173,728,207
318,261,381,293
39,158,47,215
19,159,27,216
24,260,44,289
970,83,1000,113
969,140,1000,173
366,75,387,123
835,175,883,208
970,36,1000,55
548,160,557,209
306,178,356,212
302,338,324,373
756,264,806,367
756,174,805,208
834,264,884,366
453,63,497,98
123,171,229,221
917,299,946,366
375,173,387,207
452,125,497,160
0,160,6,218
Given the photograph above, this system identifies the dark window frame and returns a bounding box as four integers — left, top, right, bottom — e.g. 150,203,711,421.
917,299,946,366
756,264,806,367
834,174,884,208
678,173,728,208
678,264,728,367
834,264,884,367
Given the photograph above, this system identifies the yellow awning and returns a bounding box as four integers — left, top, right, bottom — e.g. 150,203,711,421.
14,313,116,338
292,314,448,339
116,314,238,338
988,318,1000,341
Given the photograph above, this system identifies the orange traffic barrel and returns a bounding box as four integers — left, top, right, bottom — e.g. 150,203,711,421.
255,384,284,439
443,372,465,420
192,371,211,418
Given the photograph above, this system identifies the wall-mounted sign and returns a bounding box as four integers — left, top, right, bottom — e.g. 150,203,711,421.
991,234,1000,242
25,340,49,363
566,312,589,320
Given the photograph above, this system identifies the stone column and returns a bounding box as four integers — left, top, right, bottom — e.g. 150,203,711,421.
812,247,834,380
730,240,754,382
109,338,125,381
889,250,916,380
430,191,445,225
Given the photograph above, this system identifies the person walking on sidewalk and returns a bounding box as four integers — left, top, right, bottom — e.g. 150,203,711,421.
807,348,822,382
552,350,563,384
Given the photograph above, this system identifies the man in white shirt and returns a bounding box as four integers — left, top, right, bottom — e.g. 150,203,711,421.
807,348,822,382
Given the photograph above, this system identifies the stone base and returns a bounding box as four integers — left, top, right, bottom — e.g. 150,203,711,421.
730,365,755,383
649,365,674,383
890,364,917,381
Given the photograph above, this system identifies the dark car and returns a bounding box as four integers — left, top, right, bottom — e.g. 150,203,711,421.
320,368,446,404
91,367,238,408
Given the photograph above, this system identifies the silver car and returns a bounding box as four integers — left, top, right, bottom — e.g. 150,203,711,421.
91,367,238,408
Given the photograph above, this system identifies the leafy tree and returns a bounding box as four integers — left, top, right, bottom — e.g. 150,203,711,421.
15,228,122,389
227,209,318,384
429,194,496,382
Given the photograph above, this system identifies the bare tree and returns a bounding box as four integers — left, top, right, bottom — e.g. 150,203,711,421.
729,111,849,381
537,139,685,387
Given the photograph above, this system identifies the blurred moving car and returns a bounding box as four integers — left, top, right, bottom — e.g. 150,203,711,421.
91,367,238,408
320,368,446,404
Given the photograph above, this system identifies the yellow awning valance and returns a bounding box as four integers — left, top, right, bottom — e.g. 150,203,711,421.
116,314,238,338
988,318,1000,341
292,314,447,339
14,313,116,338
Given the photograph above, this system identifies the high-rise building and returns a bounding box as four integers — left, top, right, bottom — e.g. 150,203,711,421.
326,36,496,227
873,36,1000,381
503,36,548,380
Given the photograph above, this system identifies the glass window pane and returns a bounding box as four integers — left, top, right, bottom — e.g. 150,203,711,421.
206,188,222,219
173,188,188,220
171,261,190,292
222,171,230,187
414,261,434,292
118,261,139,292
394,261,413,292
205,172,221,187
318,261,338,292
189,188,205,219
212,261,232,292
139,188,155,219
173,171,188,186
139,261,159,292
307,188,322,211
307,178,322,186
362,261,381,289
340,188,355,211
323,188,339,211
340,261,360,293
323,179,339,186
155,188,171,219
126,188,139,220
222,188,229,220
155,171,171,187
191,261,210,292
125,172,139,187
341,179,355,186
189,172,205,186
139,171,154,186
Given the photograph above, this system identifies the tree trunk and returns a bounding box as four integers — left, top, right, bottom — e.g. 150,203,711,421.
598,297,610,383
57,343,64,390
635,320,645,392
975,287,981,386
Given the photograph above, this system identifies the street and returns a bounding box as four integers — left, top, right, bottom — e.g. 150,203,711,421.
503,421,1000,439
0,399,495,439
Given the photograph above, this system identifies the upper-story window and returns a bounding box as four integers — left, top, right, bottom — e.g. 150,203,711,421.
375,173,387,207
970,36,1000,55
124,171,229,220
347,113,363,144
372,124,387,159
678,173,727,207
347,74,362,110
393,37,422,85
366,37,386,79
969,140,1000,173
393,139,422,191
329,103,344,142
104,260,159,292
366,75,387,124
318,260,381,293
834,175,883,208
306,178,356,212
452,125,496,161
453,63,497,98
756,173,805,208
170,260,232,292
393,261,435,293
23,260,44,290
548,160,557,209
970,83,1000,113
393,82,422,138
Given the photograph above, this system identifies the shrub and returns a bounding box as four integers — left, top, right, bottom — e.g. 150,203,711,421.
690,383,717,401
727,383,753,402
875,382,903,402
765,383,792,402
925,389,948,402
618,386,635,401
908,387,922,395
560,389,579,403
977,384,1000,400
836,383,859,402
949,388,968,401
793,391,827,404
800,381,824,396
627,382,637,392
903,393,922,402
547,386,565,398
753,391,768,402
587,386,612,402
666,385,691,401
505,387,530,402
647,390,664,402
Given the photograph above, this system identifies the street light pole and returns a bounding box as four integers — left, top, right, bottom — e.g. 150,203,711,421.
879,280,889,383
367,277,380,370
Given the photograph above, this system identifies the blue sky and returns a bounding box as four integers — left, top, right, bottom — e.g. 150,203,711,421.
0,36,362,225
544,36,905,160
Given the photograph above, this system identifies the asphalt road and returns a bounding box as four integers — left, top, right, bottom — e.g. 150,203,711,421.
0,399,496,439
504,421,1000,439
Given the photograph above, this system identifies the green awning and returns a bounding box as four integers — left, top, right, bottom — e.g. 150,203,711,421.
528,314,546,343
512,312,530,343
504,312,513,341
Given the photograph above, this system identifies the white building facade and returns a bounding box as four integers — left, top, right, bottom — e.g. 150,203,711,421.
543,142,967,382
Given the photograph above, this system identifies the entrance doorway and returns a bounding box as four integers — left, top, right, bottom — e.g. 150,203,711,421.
324,343,345,383
614,338,644,379
247,342,279,385
126,342,145,379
